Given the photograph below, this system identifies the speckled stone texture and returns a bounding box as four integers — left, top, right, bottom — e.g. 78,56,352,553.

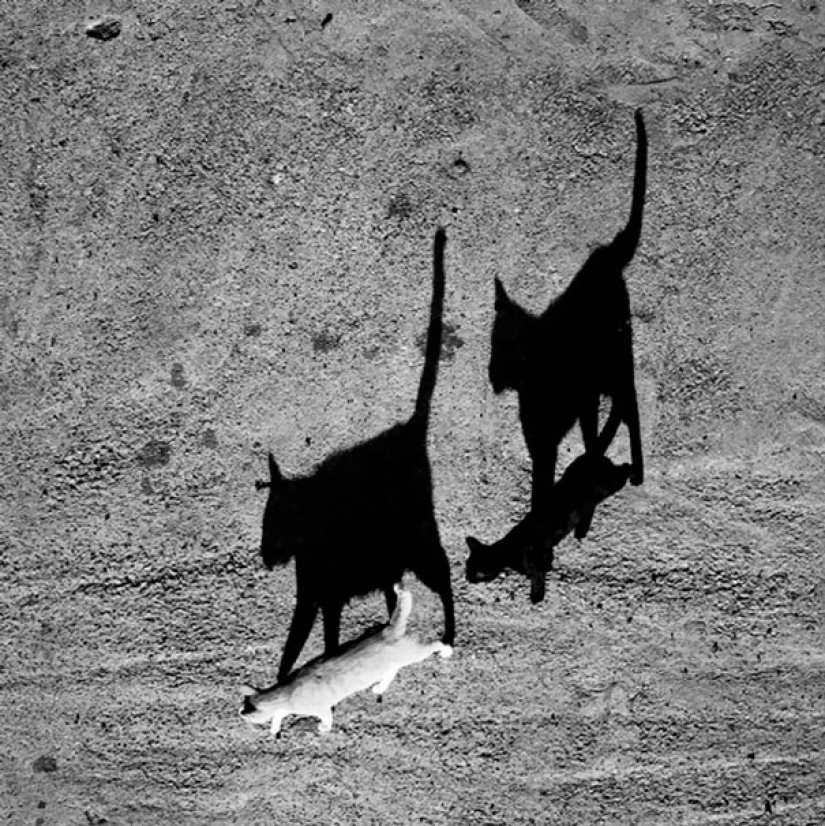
1,1,823,824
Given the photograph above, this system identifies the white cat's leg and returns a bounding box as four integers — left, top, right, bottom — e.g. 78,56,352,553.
269,713,286,738
317,707,333,734
436,642,453,658
371,669,399,701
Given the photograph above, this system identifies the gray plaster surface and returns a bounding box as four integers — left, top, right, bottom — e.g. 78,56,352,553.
1,1,823,823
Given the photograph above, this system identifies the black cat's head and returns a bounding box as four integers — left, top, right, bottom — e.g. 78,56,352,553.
465,536,506,583
255,452,299,569
564,454,632,503
489,278,530,394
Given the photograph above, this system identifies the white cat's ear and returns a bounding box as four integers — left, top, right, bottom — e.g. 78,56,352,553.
240,684,258,697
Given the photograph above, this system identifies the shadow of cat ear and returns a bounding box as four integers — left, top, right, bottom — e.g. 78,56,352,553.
256,452,285,490
494,277,509,308
465,536,483,552
268,452,283,483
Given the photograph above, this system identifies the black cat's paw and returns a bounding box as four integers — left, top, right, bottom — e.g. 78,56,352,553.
529,573,546,604
575,510,594,540
630,467,644,486
376,695,382,704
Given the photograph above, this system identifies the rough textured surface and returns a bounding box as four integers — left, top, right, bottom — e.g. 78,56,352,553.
2,1,824,824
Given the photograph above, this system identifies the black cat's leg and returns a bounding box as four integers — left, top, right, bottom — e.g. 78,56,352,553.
579,397,601,454
522,405,564,508
574,505,596,540
581,402,624,537
322,603,343,657
596,402,622,454
414,540,455,646
616,332,644,485
529,570,547,604
278,597,318,682
437,564,456,647
530,444,558,509
577,398,607,540
522,538,547,603
624,386,644,486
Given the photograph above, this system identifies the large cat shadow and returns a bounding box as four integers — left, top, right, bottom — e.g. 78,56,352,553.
486,109,647,509
255,228,455,683
466,451,633,603
465,110,648,600
466,110,647,602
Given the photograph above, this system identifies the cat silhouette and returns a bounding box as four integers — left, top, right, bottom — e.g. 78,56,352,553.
488,109,647,509
466,452,632,603
239,584,452,737
256,228,454,682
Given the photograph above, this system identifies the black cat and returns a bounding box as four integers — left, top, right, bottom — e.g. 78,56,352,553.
488,109,647,509
256,228,455,682
466,453,632,603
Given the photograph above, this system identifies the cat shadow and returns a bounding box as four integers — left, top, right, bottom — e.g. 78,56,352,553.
255,228,454,683
466,451,632,603
486,109,648,510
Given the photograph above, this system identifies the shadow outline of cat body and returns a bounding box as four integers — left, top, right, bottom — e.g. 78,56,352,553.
466,453,632,603
488,109,647,510
256,228,454,683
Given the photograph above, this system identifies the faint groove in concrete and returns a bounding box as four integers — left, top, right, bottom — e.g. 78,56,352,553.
5,550,254,603
530,751,824,785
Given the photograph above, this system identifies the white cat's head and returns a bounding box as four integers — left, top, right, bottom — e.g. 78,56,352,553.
239,683,286,726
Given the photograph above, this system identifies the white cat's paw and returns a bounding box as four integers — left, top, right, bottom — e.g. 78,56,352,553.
317,709,334,735
438,644,454,659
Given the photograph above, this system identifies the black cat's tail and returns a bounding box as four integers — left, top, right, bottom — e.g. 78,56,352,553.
412,227,446,425
612,109,647,266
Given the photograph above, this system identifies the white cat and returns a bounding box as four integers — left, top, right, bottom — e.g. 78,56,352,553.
240,585,452,737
